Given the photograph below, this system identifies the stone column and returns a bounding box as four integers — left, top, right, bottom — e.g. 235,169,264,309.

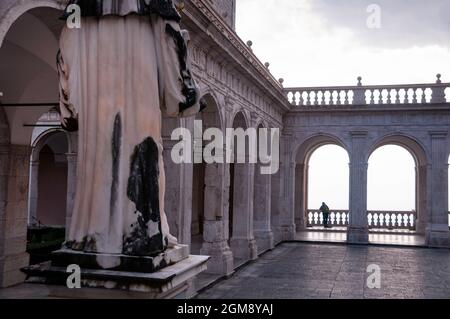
270,137,295,242
348,131,369,244
294,163,307,230
416,164,427,234
200,160,234,275
0,145,31,288
253,164,274,254
270,161,282,245
230,162,258,261
65,152,77,238
426,131,449,247
162,117,194,245
27,160,39,225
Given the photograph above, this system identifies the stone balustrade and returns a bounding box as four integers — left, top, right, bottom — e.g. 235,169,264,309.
367,211,417,230
307,210,350,227
306,209,417,231
285,75,450,107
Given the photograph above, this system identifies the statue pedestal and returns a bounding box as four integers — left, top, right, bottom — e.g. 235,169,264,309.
22,245,209,299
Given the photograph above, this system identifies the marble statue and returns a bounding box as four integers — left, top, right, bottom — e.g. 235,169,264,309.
57,0,201,268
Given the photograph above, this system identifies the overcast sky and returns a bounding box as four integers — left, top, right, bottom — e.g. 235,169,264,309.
236,0,450,87
236,1,450,213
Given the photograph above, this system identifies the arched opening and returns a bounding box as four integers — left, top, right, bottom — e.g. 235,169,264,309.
228,111,257,263
253,124,273,254
190,94,222,255
367,137,428,245
306,145,349,229
367,145,417,225
27,127,68,265
28,125,69,227
293,136,350,235
368,145,416,229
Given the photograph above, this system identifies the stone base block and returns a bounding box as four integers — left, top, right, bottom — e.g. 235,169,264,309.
0,252,29,288
426,225,450,248
280,224,296,241
347,227,369,244
51,245,189,273
230,238,257,261
200,242,234,276
254,230,274,255
22,255,209,299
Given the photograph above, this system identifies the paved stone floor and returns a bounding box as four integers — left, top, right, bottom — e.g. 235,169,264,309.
196,243,450,299
295,231,426,246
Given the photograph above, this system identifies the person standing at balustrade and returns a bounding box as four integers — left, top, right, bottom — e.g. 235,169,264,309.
320,202,330,228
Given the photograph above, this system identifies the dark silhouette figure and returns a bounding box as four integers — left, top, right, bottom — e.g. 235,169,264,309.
320,202,330,228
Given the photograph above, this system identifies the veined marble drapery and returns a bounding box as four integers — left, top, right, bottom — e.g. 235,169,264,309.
57,0,200,268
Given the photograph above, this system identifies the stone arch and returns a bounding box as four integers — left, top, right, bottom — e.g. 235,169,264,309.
367,133,429,166
292,133,350,230
0,0,64,47
293,133,350,165
0,3,65,145
31,128,68,160
229,108,250,130
367,133,429,234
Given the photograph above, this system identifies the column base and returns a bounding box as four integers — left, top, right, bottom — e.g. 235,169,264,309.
230,238,258,261
426,224,450,248
23,255,209,299
254,230,274,254
200,241,234,276
295,219,307,232
347,227,369,244
280,224,296,241
50,245,189,273
0,252,29,288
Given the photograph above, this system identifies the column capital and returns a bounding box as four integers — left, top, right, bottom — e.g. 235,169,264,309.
429,131,448,139
349,162,368,168
350,131,368,138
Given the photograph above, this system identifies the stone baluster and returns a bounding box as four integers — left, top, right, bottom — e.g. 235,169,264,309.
291,91,297,106
334,91,340,106
321,91,326,105
329,90,335,105
344,90,350,105
313,91,319,106
369,89,375,105
299,92,304,106
394,89,401,104
306,91,312,106
384,90,390,104
401,88,408,104
377,90,383,104
420,88,427,104
412,88,418,104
